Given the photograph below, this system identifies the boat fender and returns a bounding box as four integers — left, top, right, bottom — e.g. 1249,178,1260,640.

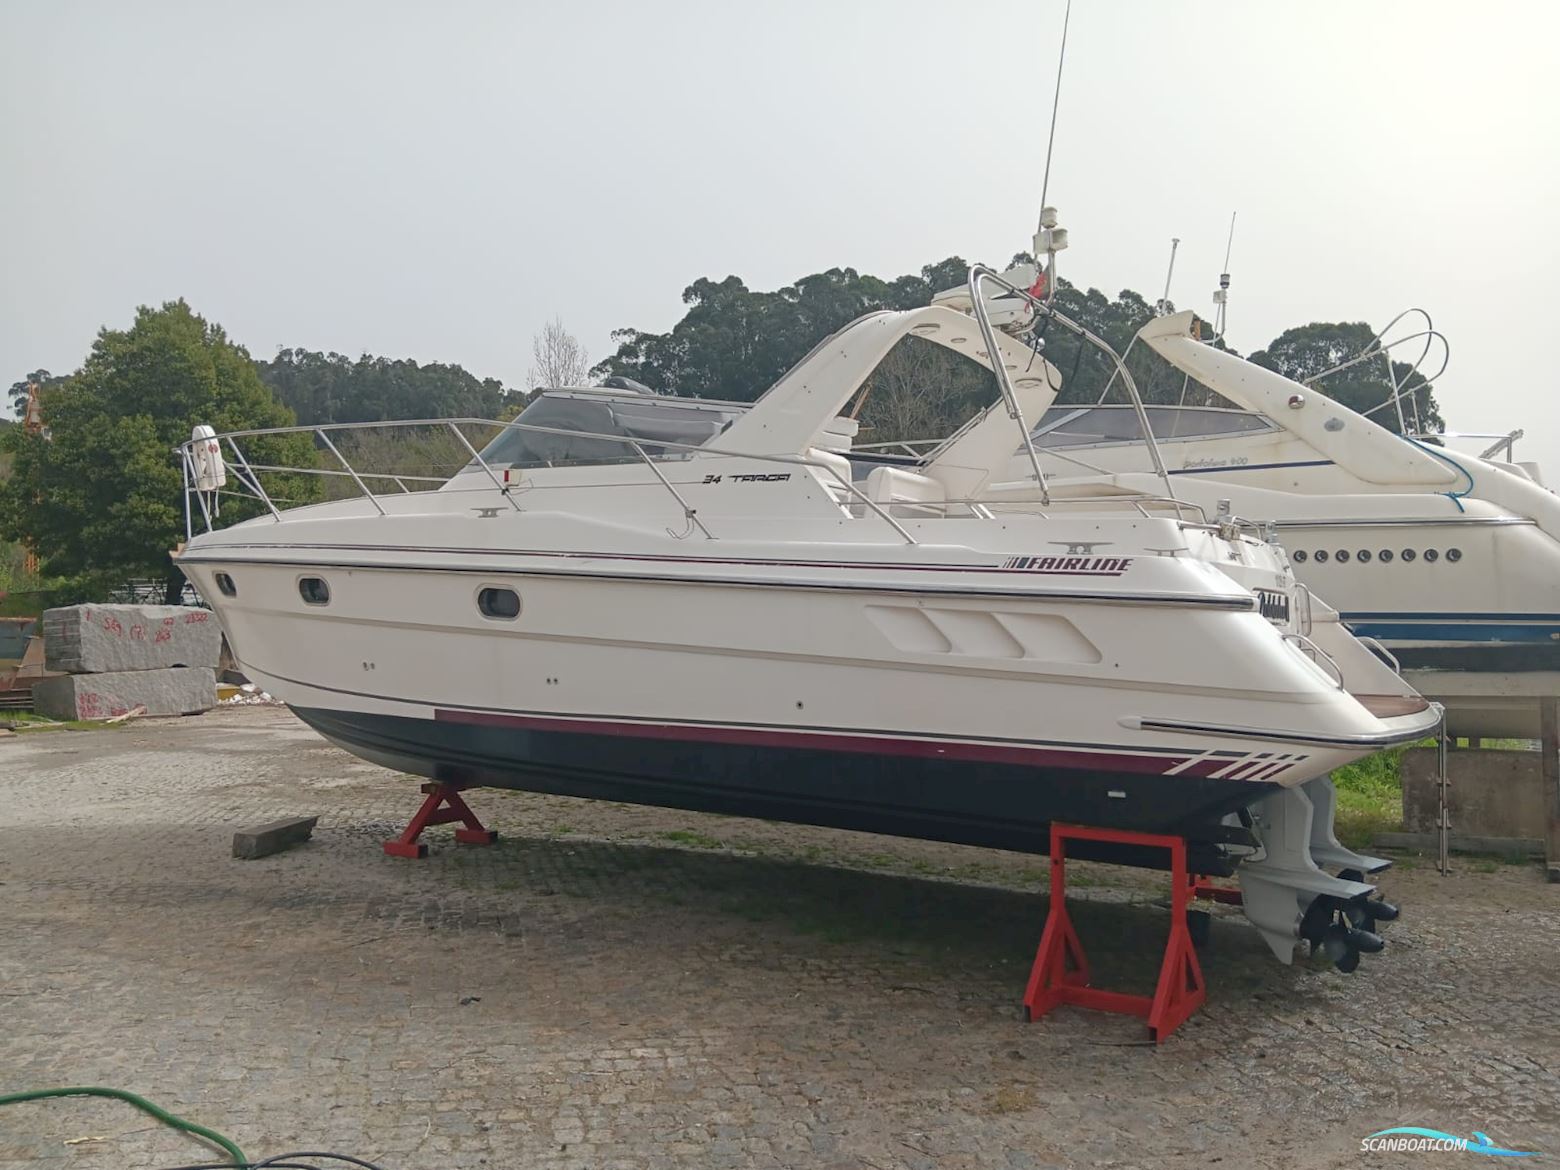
190,424,228,493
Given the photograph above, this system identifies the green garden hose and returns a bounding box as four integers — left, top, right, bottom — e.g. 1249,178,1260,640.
0,1085,248,1165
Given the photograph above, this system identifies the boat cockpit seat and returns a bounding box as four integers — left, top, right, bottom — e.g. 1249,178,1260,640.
862,466,947,515
806,448,856,503
817,415,860,454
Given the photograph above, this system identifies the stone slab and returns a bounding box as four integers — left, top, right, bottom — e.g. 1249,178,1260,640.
32,666,217,720
233,816,319,859
1401,746,1549,840
42,604,221,674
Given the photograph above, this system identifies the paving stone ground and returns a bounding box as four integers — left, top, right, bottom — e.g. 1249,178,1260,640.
1,706,1556,1169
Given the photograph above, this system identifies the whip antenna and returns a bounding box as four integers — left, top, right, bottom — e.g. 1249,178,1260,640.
1031,0,1073,304
1157,237,1181,315
1037,0,1071,220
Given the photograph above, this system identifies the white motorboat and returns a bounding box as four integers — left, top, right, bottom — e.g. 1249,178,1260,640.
959,300,1559,739
176,286,1440,967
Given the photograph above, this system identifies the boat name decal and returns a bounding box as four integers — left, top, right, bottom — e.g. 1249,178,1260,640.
1256,588,1291,623
1001,555,1134,575
701,473,792,484
1182,456,1249,469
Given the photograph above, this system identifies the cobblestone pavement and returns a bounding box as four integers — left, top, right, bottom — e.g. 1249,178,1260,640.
1,706,1556,1169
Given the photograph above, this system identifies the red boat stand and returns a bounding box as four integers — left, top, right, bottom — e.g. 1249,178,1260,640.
382,782,499,859
1023,823,1207,1044
1190,874,1243,905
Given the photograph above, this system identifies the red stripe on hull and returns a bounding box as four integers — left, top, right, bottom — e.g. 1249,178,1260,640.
434,707,1227,777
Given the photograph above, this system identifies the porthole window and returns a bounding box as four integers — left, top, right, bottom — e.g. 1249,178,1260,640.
1292,549,1308,564
1447,548,1463,562
214,572,237,597
1357,550,1372,563
1314,550,1329,563
1424,548,1440,563
299,577,331,605
1401,549,1417,563
1379,549,1394,563
477,587,521,620
1335,550,1351,563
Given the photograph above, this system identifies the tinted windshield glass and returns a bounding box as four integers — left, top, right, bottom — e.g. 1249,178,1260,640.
475,392,747,468
1030,405,1274,449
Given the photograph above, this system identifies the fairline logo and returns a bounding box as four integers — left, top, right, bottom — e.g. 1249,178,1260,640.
1361,1127,1541,1157
1000,554,1133,576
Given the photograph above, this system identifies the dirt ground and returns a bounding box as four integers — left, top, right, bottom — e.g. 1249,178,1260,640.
1,705,1556,1169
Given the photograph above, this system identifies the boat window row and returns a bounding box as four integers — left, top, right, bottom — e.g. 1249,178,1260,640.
219,573,523,621
1292,547,1462,566
464,391,1283,479
1028,405,1277,451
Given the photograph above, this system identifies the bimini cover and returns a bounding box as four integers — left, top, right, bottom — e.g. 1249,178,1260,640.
1138,312,1456,488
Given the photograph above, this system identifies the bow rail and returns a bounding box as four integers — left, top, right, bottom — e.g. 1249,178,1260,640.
178,415,920,545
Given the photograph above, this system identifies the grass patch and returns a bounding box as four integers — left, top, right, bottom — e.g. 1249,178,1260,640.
988,1086,1037,1115
658,829,724,850
0,712,126,732
1329,742,1421,849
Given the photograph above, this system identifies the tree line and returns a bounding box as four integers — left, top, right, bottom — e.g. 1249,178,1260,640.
590,256,1440,442
1,258,1440,602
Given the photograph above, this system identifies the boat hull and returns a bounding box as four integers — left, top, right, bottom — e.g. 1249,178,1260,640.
176,519,1437,869
295,704,1273,870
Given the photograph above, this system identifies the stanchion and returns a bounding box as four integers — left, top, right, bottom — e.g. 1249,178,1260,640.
1437,717,1451,876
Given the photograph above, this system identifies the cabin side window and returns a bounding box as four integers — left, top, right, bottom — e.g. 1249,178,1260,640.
477,587,521,620
299,577,331,606
214,572,237,597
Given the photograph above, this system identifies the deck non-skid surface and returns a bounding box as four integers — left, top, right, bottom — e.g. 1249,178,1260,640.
0,706,1556,1169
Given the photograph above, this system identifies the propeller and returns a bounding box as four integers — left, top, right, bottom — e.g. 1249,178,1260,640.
1345,894,1400,931
1303,887,1394,973
1299,896,1338,944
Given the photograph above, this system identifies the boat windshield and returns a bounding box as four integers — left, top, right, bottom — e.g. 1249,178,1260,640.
1029,405,1276,450
473,390,748,468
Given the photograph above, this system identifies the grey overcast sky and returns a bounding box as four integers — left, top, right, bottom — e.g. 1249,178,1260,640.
3,0,1557,470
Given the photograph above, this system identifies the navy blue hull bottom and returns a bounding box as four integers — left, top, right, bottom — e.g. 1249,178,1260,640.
1388,642,1560,673
294,707,1276,872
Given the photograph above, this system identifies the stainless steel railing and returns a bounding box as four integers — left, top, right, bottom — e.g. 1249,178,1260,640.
179,416,919,545
1283,631,1345,690
964,265,1178,507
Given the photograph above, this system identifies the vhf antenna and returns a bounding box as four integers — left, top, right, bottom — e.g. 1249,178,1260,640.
1212,211,1237,341
1157,237,1181,315
1032,0,1072,304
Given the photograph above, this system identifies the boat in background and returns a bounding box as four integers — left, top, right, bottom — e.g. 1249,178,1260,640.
960,307,1559,739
